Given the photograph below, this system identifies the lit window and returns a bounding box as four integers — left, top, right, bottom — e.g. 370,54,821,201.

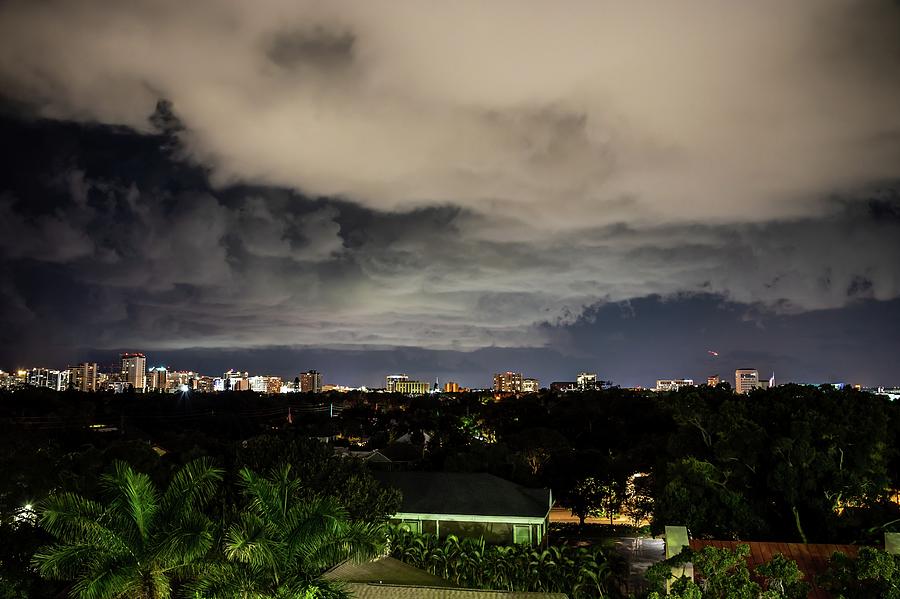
513,524,532,545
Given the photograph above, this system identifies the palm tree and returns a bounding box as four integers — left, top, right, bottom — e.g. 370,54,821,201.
33,458,223,599
190,464,386,598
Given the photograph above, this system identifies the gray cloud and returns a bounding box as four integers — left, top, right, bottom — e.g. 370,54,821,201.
2,1,899,225
0,1,899,356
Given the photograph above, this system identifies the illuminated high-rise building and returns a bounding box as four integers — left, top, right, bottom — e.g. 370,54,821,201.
27,368,69,391
735,369,759,394
522,378,540,393
121,353,147,391
493,371,523,393
443,381,460,393
577,372,598,391
707,374,720,387
300,370,322,393
147,367,168,391
385,374,409,392
69,362,98,391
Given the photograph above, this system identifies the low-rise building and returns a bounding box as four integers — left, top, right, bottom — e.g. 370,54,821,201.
394,380,431,395
522,378,540,393
655,379,694,392
386,374,409,392
735,368,759,394
375,472,553,547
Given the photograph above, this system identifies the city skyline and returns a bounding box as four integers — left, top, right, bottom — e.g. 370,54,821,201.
1,3,900,389
1,347,889,391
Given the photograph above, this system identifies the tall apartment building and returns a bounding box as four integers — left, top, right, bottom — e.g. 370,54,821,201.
120,353,147,391
385,374,409,392
300,370,323,393
27,368,69,391
735,369,759,394
147,367,168,391
493,371,523,393
707,374,721,387
249,375,283,394
443,381,460,393
69,362,98,391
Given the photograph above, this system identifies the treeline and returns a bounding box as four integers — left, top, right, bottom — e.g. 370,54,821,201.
351,384,899,544
3,384,900,542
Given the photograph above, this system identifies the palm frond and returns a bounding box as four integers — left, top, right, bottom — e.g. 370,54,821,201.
224,514,283,570
239,465,301,527
160,457,224,520
70,562,143,599
153,511,216,566
102,461,160,546
38,493,131,556
33,543,103,581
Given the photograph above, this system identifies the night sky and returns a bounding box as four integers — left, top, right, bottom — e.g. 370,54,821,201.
1,1,899,388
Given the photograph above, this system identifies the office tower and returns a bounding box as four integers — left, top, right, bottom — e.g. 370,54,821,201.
655,379,694,392
577,372,598,391
443,381,460,393
26,368,49,388
68,363,98,391
522,378,540,393
26,368,69,391
386,374,409,392
147,366,168,391
49,369,69,391
735,368,759,394
249,376,268,393
707,374,720,387
121,353,147,391
493,371,523,393
300,370,323,393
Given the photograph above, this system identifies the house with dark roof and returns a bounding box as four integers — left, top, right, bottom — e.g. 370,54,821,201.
374,472,553,546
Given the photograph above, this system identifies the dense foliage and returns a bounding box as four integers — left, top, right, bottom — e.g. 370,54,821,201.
389,526,623,598
646,545,809,599
189,465,385,598
819,547,900,598
1,384,899,597
29,460,383,599
33,459,222,599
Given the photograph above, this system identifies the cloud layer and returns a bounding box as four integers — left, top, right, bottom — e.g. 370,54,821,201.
0,1,899,362
2,0,900,226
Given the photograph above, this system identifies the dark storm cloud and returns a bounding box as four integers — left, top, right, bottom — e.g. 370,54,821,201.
1,113,898,362
0,1,899,381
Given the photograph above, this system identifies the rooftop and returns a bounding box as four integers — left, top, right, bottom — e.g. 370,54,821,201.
374,471,551,519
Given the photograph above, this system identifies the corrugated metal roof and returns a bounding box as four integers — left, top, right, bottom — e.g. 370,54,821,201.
689,540,860,599
343,583,568,599
323,557,455,587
